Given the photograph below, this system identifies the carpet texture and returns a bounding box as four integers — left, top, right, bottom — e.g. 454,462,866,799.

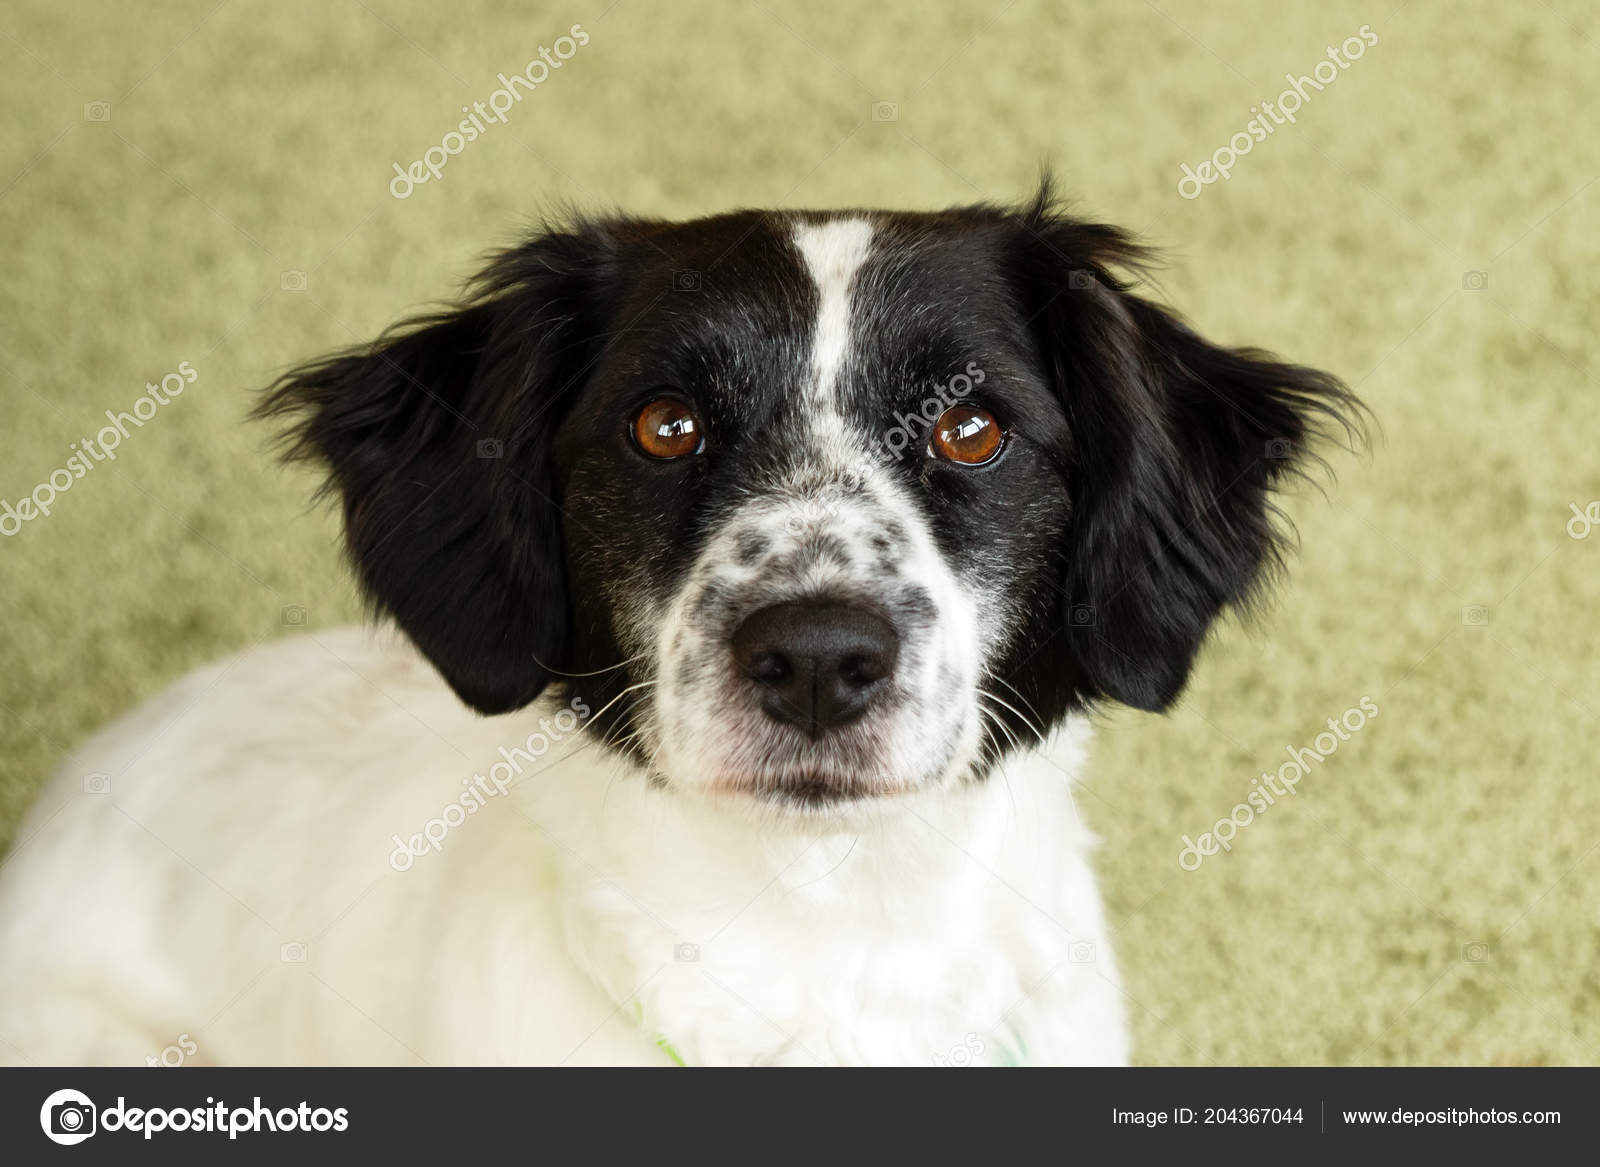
1,0,1595,1065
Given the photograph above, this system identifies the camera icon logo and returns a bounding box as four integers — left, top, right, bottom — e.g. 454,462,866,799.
1068,604,1097,627
1067,269,1097,290
83,772,111,795
1462,941,1490,963
82,102,111,123
871,101,899,122
280,604,307,627
671,270,702,293
40,1088,97,1145
673,942,700,963
1461,270,1489,291
1265,438,1295,460
280,941,308,962
475,439,504,459
280,270,308,292
932,1032,986,1067
1461,605,1490,627
1069,940,1097,963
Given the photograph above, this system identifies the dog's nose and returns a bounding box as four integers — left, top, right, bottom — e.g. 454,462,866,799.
730,602,899,736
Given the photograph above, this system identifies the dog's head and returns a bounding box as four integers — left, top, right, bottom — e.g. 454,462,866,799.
263,184,1359,817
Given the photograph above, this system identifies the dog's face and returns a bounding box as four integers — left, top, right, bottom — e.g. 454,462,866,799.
552,215,1076,812
265,187,1357,817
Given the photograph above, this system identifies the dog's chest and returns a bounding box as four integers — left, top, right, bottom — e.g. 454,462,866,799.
544,805,1114,1063
523,725,1125,1066
573,879,1056,1066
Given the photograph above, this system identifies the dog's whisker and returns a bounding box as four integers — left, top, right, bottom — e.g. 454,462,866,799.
982,670,1049,735
575,679,657,735
532,651,649,680
977,709,1021,822
978,702,1025,756
977,688,1047,745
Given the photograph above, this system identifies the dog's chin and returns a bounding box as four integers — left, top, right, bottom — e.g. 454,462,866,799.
712,769,916,805
640,703,976,826
688,761,953,831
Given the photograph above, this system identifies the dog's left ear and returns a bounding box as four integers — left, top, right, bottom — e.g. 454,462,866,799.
1015,195,1363,713
258,221,623,715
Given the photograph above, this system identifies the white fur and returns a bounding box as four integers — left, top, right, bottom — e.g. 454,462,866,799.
792,217,874,414
0,628,1126,1066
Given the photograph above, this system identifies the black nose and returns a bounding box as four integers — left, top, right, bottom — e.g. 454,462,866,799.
730,602,899,736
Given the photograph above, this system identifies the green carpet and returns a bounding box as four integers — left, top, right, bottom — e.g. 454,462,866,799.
1,0,1595,1065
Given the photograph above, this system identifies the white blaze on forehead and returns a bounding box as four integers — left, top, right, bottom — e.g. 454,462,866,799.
791,217,875,412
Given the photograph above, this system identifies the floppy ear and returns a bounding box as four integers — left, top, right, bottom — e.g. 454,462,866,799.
1018,196,1363,712
257,224,617,715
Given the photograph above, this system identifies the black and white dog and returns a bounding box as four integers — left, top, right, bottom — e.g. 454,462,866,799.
0,185,1357,1065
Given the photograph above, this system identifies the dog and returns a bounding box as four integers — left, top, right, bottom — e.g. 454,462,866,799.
0,183,1357,1065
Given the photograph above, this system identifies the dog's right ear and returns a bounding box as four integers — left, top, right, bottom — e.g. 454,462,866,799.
257,223,619,715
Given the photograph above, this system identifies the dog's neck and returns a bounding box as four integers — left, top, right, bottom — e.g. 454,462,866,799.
525,716,1103,1065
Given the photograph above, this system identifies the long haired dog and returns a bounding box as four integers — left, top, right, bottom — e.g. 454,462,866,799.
0,185,1359,1065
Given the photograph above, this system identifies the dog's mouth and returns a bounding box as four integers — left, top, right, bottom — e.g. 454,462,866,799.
644,675,977,814
707,768,920,809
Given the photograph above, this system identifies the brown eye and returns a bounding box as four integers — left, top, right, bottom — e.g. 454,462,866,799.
632,397,703,459
930,403,1003,465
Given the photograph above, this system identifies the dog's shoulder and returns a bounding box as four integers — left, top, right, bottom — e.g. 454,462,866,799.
0,627,652,1064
